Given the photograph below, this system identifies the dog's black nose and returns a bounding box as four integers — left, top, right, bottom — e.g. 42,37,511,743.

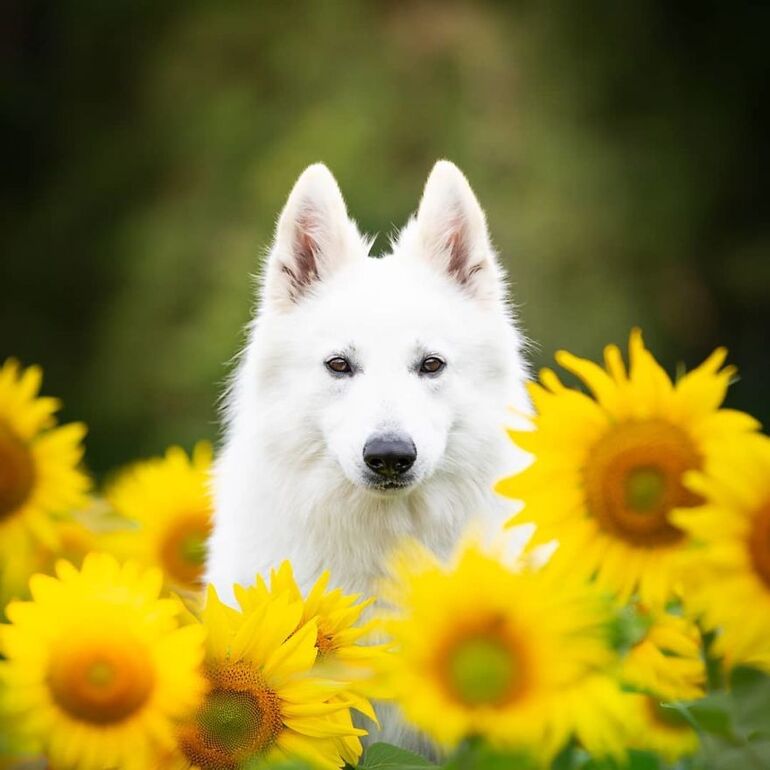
363,435,417,478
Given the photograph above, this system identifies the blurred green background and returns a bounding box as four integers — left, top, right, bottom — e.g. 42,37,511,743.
2,1,768,475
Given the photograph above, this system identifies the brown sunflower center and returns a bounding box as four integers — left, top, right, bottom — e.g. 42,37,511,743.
438,618,526,708
160,511,212,589
48,636,155,725
0,421,36,522
748,500,770,590
178,663,283,770
583,420,702,547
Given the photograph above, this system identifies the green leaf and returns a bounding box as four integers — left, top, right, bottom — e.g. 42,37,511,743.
358,742,436,769
560,750,661,770
729,666,770,738
607,605,652,655
700,738,770,770
443,740,537,770
683,694,734,739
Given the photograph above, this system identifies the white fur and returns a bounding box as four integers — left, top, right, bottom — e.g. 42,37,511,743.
206,160,531,746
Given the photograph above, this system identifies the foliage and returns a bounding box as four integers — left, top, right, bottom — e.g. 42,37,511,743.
2,2,768,474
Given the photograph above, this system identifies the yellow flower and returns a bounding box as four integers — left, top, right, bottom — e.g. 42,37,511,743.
164,585,365,770
621,611,705,701
0,497,125,610
236,562,390,766
0,358,90,561
382,538,627,759
105,443,214,595
496,329,759,607
0,507,95,610
674,433,770,672
626,694,700,761
0,553,206,770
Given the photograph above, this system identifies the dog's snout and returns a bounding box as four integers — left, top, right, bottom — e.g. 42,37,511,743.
363,435,417,478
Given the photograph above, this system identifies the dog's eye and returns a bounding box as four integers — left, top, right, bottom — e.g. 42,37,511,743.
419,356,446,375
325,356,353,375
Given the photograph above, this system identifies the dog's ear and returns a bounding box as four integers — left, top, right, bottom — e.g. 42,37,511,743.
264,164,362,310
414,160,502,302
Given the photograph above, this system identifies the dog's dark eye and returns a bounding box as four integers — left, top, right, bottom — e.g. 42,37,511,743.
325,356,353,375
419,356,446,375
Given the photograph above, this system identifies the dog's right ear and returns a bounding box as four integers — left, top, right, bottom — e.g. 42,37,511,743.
263,164,362,311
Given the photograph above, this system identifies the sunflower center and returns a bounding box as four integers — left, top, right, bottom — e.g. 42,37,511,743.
178,663,282,770
583,420,702,547
48,636,155,725
0,421,36,521
440,622,525,708
625,467,666,512
160,512,212,589
316,629,337,658
748,500,770,590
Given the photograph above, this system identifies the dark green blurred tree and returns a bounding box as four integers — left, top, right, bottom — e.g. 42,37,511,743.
2,1,768,474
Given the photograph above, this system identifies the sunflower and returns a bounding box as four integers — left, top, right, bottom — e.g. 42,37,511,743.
0,358,90,561
105,442,214,595
0,496,124,611
381,537,627,759
164,585,365,770
626,694,700,761
1,507,95,610
496,329,759,607
674,433,770,672
0,553,206,770
620,610,705,701
236,562,391,765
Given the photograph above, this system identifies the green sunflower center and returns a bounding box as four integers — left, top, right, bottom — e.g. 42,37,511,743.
748,500,770,589
584,420,702,547
625,467,666,512
178,663,282,770
0,421,36,521
199,691,264,754
160,512,212,590
442,626,525,708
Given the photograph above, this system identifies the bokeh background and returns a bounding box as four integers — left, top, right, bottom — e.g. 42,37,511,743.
3,1,768,476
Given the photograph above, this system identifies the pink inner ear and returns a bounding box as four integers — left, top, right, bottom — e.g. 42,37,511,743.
445,217,483,286
446,225,467,281
282,212,320,299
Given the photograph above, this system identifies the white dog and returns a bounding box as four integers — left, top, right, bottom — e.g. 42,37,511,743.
206,159,530,747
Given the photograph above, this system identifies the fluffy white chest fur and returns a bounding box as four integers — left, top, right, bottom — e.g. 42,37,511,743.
206,159,530,610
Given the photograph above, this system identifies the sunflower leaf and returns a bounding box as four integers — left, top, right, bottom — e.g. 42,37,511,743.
358,742,435,769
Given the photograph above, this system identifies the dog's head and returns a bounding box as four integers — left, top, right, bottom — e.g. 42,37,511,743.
240,161,526,495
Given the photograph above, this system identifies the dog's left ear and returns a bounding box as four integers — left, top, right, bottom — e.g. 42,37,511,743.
415,160,502,302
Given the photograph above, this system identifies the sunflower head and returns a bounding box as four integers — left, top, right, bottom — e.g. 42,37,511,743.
0,359,90,558
675,433,770,672
0,553,206,770
496,329,759,606
627,694,700,761
381,536,625,758
105,442,214,594
177,662,284,769
620,609,705,701
236,562,388,711
168,585,365,770
0,420,36,520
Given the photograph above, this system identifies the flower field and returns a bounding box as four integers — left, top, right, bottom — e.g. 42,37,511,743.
1,331,769,770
